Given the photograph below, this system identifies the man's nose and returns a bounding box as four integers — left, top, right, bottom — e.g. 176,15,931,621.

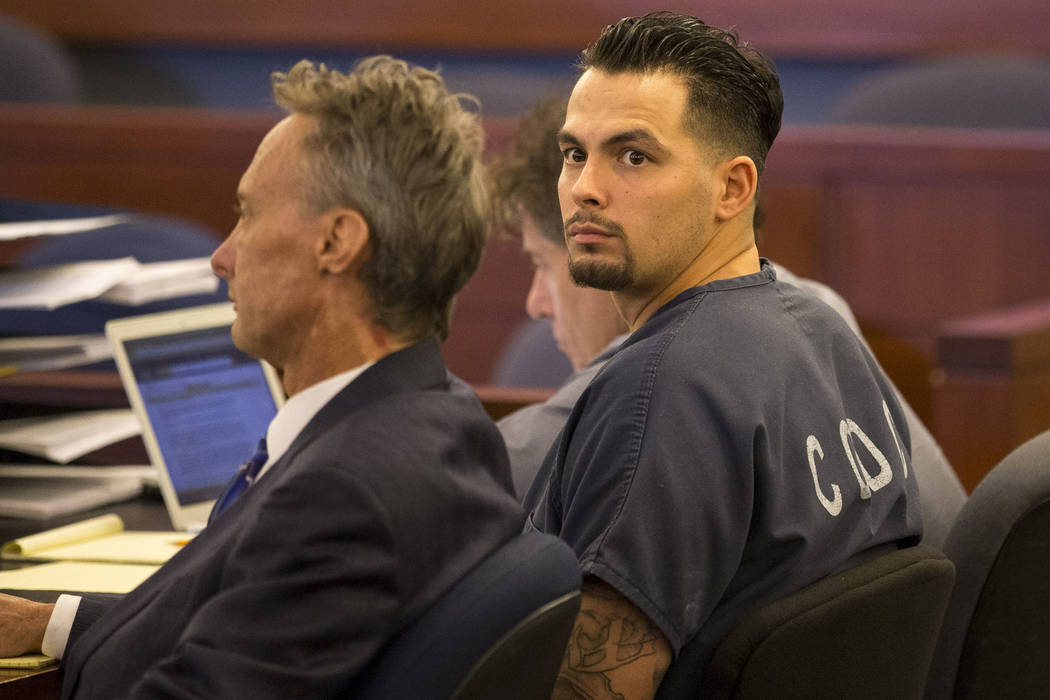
525,269,553,320
569,160,607,209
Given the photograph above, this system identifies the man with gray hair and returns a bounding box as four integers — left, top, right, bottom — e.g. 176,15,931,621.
0,57,522,698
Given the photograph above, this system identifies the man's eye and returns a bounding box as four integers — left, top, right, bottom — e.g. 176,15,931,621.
563,148,585,164
623,150,647,166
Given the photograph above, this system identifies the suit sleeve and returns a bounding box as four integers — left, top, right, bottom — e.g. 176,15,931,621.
66,594,121,653
126,463,402,699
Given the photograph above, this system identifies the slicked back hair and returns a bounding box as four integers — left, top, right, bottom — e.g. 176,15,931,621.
580,12,783,176
272,56,489,342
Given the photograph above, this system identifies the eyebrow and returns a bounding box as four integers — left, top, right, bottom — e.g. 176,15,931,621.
557,130,581,147
557,128,666,154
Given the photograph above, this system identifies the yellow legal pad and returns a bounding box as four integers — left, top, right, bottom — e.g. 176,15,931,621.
0,561,158,594
0,654,57,669
2,513,191,565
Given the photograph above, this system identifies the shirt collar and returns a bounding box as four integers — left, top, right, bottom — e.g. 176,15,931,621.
256,361,374,481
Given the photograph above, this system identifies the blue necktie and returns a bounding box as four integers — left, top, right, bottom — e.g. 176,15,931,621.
208,438,268,524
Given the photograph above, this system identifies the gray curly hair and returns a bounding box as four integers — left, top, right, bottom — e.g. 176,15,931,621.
271,56,489,342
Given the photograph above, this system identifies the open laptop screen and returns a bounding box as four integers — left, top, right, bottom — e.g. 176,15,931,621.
124,325,277,506
108,303,285,530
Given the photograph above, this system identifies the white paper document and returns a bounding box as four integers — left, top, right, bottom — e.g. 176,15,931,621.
0,477,143,520
0,214,134,241
0,409,141,464
0,257,141,310
99,257,218,305
0,256,219,310
0,464,155,481
0,334,113,374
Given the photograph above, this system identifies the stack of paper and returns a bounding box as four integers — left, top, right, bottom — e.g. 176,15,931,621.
0,465,155,481
0,256,218,310
0,214,134,242
0,257,141,310
0,477,143,520
0,412,150,520
0,409,141,463
99,257,218,305
0,334,113,375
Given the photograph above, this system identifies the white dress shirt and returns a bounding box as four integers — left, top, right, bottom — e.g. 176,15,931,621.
42,361,373,659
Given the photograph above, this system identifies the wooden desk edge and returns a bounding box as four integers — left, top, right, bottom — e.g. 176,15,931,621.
0,664,61,700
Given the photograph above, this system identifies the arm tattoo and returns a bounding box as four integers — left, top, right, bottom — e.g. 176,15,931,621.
570,608,659,671
551,581,668,700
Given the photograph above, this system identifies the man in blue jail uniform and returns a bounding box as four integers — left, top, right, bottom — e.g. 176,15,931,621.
491,96,963,547
518,14,923,699
0,56,522,698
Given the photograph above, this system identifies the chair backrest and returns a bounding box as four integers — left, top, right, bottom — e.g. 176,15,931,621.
350,530,581,700
489,318,573,389
0,16,82,103
703,544,955,700
924,429,1050,700
830,56,1050,129
0,200,228,336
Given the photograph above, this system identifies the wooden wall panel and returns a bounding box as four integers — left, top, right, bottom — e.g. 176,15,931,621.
3,0,1049,58
4,105,1050,444
754,186,821,280
0,104,277,236
443,234,532,384
932,299,1050,490
762,125,1050,423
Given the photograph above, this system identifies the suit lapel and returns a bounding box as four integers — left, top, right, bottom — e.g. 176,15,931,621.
282,341,449,465
61,341,450,697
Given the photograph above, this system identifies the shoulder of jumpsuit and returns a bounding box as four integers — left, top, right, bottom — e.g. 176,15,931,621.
769,261,863,336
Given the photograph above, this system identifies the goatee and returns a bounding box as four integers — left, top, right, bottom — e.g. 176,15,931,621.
569,255,634,291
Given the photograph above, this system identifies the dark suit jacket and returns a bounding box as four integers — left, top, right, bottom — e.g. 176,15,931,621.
60,341,523,699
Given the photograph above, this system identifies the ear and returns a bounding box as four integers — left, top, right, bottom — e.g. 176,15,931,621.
316,208,370,275
715,156,759,222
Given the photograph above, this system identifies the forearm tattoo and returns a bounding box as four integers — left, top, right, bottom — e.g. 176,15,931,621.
551,582,667,700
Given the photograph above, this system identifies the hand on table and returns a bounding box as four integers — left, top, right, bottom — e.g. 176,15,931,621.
0,592,53,657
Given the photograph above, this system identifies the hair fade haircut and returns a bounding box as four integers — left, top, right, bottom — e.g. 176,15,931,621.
489,94,569,247
581,11,783,176
271,56,489,342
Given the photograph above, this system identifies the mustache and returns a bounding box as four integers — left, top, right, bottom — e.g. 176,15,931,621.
563,212,626,239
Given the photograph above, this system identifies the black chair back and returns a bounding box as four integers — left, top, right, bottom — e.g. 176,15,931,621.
925,429,1050,699
351,531,581,700
704,544,955,700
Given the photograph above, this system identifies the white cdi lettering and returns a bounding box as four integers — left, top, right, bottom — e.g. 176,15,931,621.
807,435,842,516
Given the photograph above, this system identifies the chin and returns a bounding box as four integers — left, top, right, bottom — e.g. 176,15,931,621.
229,323,258,358
569,260,634,291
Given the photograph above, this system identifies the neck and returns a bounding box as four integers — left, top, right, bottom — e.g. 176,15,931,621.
618,236,760,331
280,313,412,397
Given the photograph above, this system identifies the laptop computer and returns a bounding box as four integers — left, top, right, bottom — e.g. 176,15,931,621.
106,303,285,531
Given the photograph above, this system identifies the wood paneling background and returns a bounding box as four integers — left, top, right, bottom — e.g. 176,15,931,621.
3,0,1049,57
758,125,1050,425
932,299,1050,490
2,105,1049,484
